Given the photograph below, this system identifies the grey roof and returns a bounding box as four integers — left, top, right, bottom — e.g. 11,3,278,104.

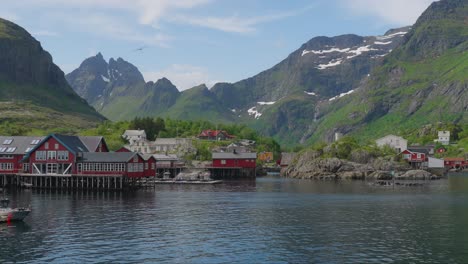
0,136,46,155
79,152,137,163
212,152,257,159
54,134,89,153
123,130,146,137
79,136,104,152
408,148,430,155
152,154,179,161
142,154,156,161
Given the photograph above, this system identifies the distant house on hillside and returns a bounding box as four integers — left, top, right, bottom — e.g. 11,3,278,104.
258,152,274,162
408,145,435,156
153,138,194,155
376,135,407,152
198,130,235,141
435,131,450,145
122,130,147,144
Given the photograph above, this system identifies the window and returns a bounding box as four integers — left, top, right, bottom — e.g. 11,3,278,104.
36,151,46,160
23,163,30,173
2,139,13,145
417,153,421,159
45,142,49,149
0,163,13,170
77,163,82,172
139,164,144,172
0,155,13,159
145,163,148,170
25,147,33,153
128,163,134,172
55,144,59,150
57,151,69,160
31,139,40,145
133,156,138,162
46,163,58,174
6,147,16,153
151,163,155,170
221,159,226,165
0,147,6,153
47,151,57,160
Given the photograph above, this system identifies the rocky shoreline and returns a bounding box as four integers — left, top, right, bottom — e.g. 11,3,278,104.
281,150,441,180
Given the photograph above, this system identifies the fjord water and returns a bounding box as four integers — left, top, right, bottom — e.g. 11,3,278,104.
1,174,468,263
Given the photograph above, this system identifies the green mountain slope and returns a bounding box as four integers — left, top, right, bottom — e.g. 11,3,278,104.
164,84,236,123
0,18,104,134
305,0,468,144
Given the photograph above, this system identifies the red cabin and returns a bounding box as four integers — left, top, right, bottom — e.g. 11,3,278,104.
400,149,427,168
444,157,467,169
212,152,257,168
77,152,147,178
142,154,157,177
198,130,235,141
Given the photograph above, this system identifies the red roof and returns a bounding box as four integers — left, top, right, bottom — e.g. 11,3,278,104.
444,157,465,162
198,130,234,138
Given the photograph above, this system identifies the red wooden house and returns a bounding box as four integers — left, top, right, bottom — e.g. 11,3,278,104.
23,134,111,175
444,157,467,169
79,136,109,152
142,154,157,177
0,136,45,174
116,146,132,152
212,152,257,168
400,149,427,168
77,152,147,178
198,130,235,141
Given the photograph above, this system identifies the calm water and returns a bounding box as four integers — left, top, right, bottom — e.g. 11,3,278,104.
1,173,468,263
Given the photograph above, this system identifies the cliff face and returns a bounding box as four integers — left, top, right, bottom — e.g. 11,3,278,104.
0,17,104,133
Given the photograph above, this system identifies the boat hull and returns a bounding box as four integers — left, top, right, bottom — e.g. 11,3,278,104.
0,208,31,222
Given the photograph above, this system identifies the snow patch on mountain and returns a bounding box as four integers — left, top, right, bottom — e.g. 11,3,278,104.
374,41,392,45
346,45,379,59
317,59,342,70
258,101,276,105
101,75,110,82
248,107,262,119
376,31,407,41
304,91,317,96
329,89,355,101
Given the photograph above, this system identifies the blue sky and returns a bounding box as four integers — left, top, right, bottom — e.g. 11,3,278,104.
1,0,434,90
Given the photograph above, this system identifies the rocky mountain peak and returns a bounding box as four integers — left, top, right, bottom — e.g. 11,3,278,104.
108,57,145,85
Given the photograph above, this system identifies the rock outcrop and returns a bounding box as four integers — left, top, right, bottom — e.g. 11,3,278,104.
282,150,439,181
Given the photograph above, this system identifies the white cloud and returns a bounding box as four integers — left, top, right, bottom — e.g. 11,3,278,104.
172,5,316,33
32,30,59,37
6,0,211,25
143,64,219,91
49,12,172,47
340,0,434,25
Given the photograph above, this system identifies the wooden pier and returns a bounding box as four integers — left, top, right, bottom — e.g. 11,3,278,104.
1,173,129,190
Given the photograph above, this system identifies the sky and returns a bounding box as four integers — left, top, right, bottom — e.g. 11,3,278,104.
1,0,435,90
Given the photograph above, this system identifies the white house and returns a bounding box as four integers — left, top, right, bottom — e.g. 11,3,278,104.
436,131,450,145
122,130,147,144
153,138,194,155
376,135,408,152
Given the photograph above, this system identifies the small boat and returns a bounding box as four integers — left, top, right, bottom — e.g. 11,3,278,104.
0,198,31,222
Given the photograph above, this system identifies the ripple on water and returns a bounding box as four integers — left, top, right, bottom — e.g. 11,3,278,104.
1,176,468,263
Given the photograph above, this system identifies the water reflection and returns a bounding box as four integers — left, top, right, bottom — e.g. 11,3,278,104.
0,173,467,263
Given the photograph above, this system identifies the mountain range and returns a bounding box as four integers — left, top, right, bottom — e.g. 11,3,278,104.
1,0,466,145
66,24,415,144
